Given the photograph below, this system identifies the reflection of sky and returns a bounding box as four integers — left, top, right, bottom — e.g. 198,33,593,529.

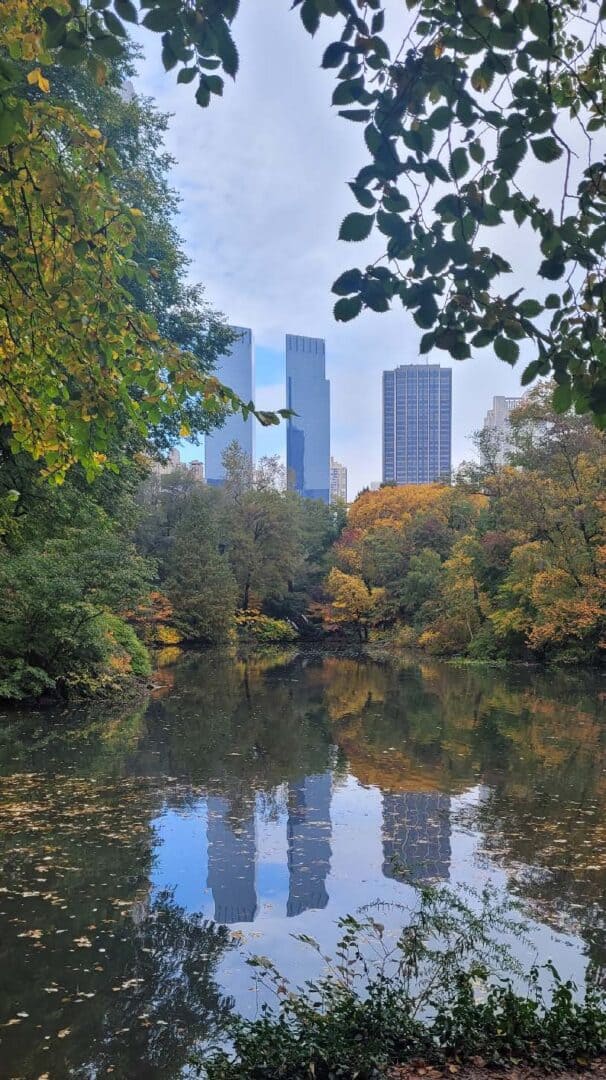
150,772,591,1020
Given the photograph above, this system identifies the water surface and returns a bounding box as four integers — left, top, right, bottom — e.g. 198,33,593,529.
0,652,604,1077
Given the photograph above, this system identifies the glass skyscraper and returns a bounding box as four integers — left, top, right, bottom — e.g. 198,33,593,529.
205,326,254,485
286,334,330,503
382,363,452,484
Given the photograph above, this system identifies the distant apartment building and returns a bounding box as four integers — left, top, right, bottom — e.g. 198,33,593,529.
286,334,330,503
382,363,452,485
188,459,204,482
329,457,347,504
205,327,254,486
151,448,205,483
481,395,522,464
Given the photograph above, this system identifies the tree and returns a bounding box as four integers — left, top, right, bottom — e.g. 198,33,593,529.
321,566,384,641
0,2,286,481
0,499,152,699
166,490,238,643
219,444,301,610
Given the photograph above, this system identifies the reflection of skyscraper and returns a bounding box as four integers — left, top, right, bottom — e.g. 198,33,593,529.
206,796,257,923
382,792,451,883
287,773,332,917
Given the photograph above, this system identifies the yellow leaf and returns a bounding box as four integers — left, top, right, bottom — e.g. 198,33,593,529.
27,67,50,93
179,423,190,437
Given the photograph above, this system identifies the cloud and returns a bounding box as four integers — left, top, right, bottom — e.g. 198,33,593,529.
135,2,532,498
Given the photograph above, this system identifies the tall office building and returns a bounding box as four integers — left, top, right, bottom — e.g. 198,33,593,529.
329,457,347,504
382,364,452,485
482,395,522,464
286,334,330,503
205,326,254,486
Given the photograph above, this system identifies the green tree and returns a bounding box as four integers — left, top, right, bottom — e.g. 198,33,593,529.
166,489,238,643
220,444,301,610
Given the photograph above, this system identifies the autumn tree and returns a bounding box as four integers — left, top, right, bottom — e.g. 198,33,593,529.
321,566,384,641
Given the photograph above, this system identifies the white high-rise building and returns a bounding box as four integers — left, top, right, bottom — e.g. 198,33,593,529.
329,457,347,503
206,327,255,485
482,395,522,463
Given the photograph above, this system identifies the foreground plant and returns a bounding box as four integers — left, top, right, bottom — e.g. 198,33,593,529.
197,886,606,1078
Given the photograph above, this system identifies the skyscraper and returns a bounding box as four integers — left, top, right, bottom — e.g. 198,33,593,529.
481,395,522,465
205,326,254,485
286,334,330,503
382,363,452,485
329,457,347,504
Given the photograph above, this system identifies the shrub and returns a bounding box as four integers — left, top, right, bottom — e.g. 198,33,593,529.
235,610,298,645
198,887,606,1078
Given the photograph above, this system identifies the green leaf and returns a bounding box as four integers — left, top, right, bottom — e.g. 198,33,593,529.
428,106,452,131
322,41,348,68
518,299,543,317
348,182,375,209
521,359,545,385
530,136,562,163
334,296,362,321
494,335,519,365
114,0,138,22
339,109,371,122
142,7,175,32
177,66,198,84
449,147,469,180
91,35,124,58
300,0,320,35
333,268,363,295
0,108,18,146
469,140,485,164
383,190,410,213
539,257,565,280
206,74,224,95
552,383,572,412
528,2,550,41
338,212,374,241
544,293,560,308
102,9,126,35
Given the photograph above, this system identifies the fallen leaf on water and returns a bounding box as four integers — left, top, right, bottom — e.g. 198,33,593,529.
57,1027,71,1039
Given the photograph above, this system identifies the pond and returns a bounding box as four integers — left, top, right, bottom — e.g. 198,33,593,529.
0,651,605,1077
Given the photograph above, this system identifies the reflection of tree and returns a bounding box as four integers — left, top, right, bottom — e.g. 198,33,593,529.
0,775,233,1080
80,890,234,1079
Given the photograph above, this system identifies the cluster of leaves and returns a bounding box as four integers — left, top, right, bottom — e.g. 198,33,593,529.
317,388,606,663
301,0,606,423
199,885,606,1077
136,441,346,646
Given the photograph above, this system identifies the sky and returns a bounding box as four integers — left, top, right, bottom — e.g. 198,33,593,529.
133,2,535,498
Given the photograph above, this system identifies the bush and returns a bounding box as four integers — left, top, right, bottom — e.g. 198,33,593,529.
235,610,298,645
198,887,606,1078
104,616,152,678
